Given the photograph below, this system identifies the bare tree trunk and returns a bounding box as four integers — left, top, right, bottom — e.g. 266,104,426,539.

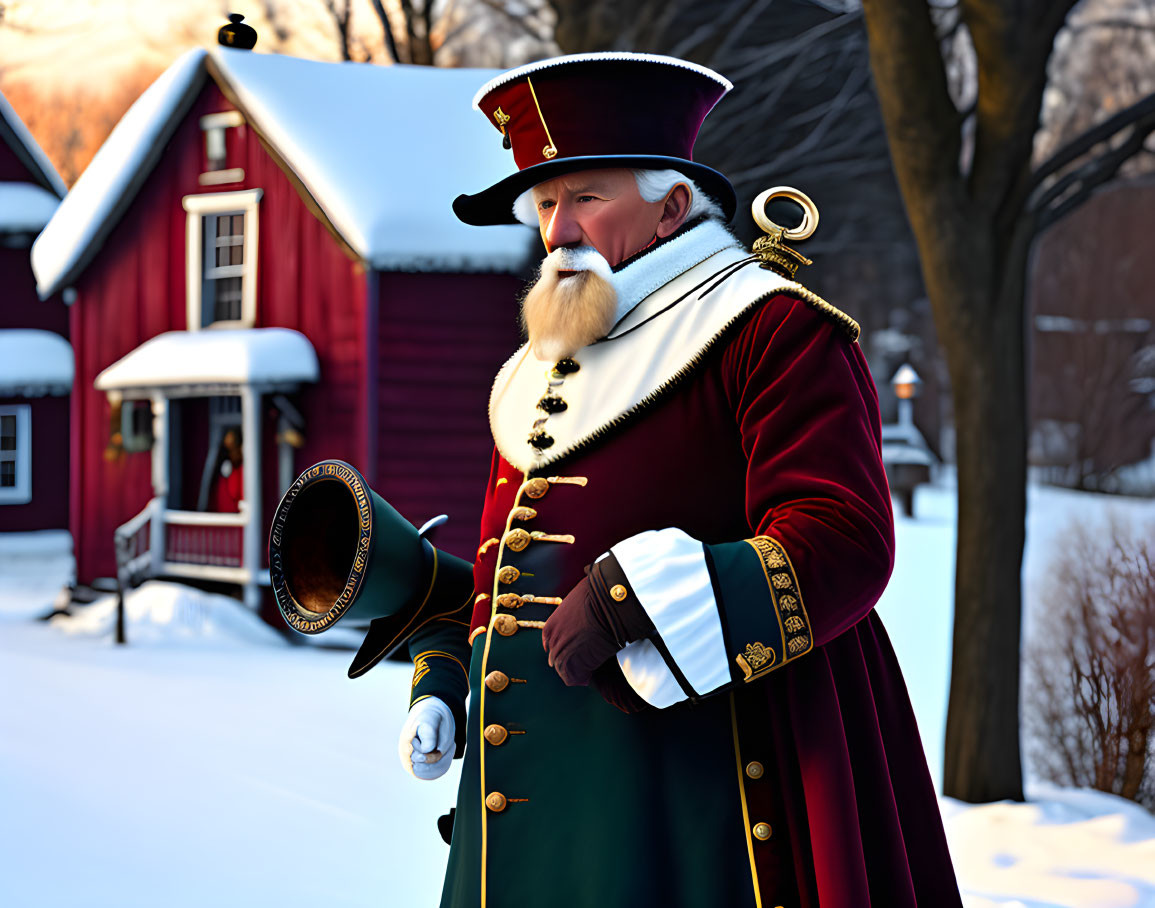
939,220,1031,802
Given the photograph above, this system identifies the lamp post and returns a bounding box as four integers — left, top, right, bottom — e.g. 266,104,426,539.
891,363,921,431
885,363,927,517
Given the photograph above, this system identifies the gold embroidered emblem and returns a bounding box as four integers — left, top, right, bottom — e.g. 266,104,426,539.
787,636,810,655
784,615,806,633
736,642,777,681
493,107,510,127
542,144,558,159
771,572,792,590
745,642,774,670
779,594,799,612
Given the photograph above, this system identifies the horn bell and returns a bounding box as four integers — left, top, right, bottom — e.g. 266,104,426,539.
270,460,431,633
269,460,475,677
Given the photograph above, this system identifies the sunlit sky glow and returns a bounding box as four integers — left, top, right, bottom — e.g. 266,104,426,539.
0,0,387,90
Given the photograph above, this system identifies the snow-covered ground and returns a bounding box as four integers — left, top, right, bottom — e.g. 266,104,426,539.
1,477,1153,907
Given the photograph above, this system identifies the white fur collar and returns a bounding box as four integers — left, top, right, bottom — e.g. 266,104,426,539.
489,219,797,471
606,218,739,327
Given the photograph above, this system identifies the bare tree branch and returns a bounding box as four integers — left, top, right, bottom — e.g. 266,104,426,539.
369,0,403,63
1036,106,1155,229
477,0,553,43
1032,91,1155,188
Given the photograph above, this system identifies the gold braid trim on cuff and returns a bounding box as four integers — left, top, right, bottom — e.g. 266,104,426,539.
411,649,469,690
736,535,814,681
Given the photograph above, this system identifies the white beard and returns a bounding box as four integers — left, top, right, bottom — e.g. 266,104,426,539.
520,246,619,362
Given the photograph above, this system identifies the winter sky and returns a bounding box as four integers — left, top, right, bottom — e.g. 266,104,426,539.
0,0,383,89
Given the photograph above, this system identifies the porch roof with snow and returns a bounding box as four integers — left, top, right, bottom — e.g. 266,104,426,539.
94,328,319,395
32,48,535,299
0,329,73,397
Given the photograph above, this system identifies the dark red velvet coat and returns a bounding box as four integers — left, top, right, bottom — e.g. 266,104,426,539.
409,276,962,907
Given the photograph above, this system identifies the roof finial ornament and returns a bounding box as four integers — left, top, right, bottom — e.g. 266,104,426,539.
751,187,818,281
218,13,258,50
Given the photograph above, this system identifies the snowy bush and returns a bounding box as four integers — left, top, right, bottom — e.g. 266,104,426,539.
1024,514,1155,810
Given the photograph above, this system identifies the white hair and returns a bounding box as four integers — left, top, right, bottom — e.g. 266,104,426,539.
512,168,723,227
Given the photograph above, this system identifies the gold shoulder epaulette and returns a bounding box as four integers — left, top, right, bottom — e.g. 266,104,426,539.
748,186,860,343
776,285,861,343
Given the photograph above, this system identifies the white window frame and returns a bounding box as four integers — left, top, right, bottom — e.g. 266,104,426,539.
199,110,246,185
0,404,32,505
183,189,262,331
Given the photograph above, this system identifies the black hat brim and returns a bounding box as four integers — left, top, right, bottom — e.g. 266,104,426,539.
452,155,737,227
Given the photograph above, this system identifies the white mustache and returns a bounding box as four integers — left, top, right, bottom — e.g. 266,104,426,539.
543,245,613,279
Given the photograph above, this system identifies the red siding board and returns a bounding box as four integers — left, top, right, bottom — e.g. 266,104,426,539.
0,204,70,535
375,271,525,560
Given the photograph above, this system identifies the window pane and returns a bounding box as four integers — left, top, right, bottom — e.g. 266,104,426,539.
215,278,243,322
216,215,230,239
232,214,245,236
0,461,13,486
216,246,228,267
230,244,244,266
0,415,14,450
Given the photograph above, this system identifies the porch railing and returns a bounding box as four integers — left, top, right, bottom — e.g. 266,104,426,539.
114,497,269,591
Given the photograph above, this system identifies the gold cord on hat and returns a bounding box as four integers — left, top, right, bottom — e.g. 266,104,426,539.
526,76,558,159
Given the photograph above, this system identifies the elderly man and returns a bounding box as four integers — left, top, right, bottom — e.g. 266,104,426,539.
397,54,961,907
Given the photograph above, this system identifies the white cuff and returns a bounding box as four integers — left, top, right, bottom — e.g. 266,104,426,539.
611,528,730,702
616,639,685,708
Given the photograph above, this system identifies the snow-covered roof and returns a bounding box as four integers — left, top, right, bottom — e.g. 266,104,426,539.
0,330,73,396
207,49,533,272
0,90,66,198
31,50,209,301
33,49,535,298
94,328,319,392
0,183,61,233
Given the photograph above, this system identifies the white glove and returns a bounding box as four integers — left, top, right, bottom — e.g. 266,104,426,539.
398,696,455,781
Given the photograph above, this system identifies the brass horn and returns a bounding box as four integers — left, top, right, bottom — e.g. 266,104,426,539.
268,460,473,677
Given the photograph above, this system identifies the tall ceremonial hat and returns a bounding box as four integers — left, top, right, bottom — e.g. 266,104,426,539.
452,53,736,226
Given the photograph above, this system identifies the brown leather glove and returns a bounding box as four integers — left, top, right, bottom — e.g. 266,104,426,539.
541,553,656,688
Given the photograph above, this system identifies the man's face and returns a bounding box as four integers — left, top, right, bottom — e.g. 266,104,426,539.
530,168,667,266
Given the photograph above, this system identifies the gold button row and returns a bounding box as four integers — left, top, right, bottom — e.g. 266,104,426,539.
485,791,507,812
494,614,517,636
485,670,509,692
522,477,549,499
745,759,771,842
484,724,509,746
502,528,575,552
497,565,520,585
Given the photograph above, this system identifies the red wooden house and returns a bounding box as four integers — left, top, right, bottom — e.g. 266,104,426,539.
0,90,70,534
1028,177,1155,491
32,47,534,609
